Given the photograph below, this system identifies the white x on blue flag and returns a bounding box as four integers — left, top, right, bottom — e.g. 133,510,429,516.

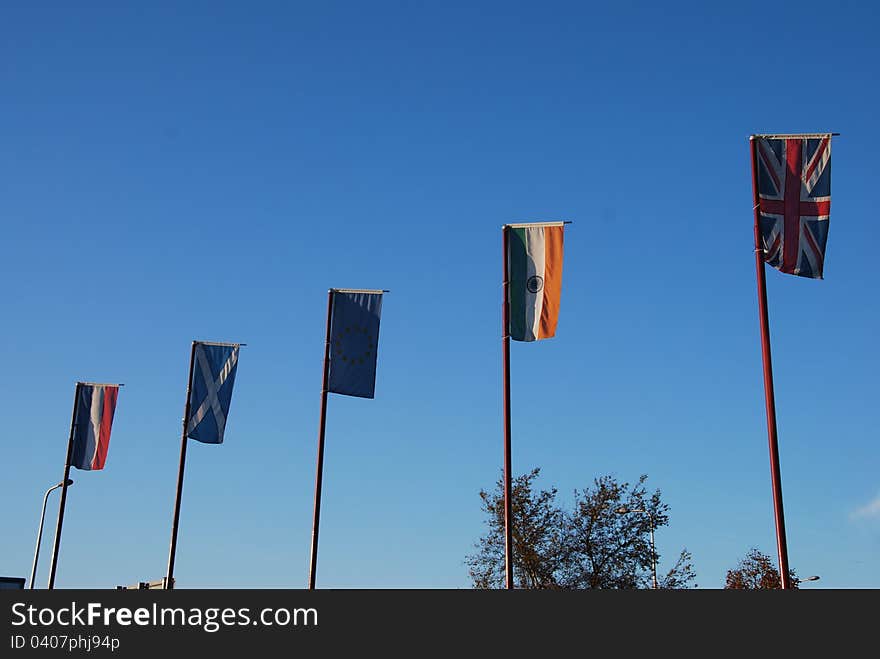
186,342,240,444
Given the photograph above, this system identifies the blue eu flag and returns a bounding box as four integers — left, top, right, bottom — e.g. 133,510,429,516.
328,290,383,399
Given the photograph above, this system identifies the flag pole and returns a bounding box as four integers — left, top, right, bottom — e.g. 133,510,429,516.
750,136,792,589
308,289,335,589
502,226,514,589
165,340,198,590
46,383,81,589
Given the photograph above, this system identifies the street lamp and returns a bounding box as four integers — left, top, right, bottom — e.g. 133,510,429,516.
30,479,73,589
796,575,820,585
616,506,657,589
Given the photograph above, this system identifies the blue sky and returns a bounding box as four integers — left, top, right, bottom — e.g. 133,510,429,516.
1,0,877,589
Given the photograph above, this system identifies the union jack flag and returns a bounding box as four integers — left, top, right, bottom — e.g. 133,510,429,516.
754,134,832,279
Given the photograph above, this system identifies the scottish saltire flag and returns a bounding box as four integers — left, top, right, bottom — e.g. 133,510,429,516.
186,342,240,444
328,290,383,398
507,222,565,342
71,383,120,471
754,134,832,279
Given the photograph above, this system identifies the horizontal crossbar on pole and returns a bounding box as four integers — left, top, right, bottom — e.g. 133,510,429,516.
503,221,572,228
192,341,246,347
749,133,839,139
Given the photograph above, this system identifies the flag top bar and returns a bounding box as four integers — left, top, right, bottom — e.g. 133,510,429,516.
750,133,839,140
76,382,125,387
193,340,246,347
330,288,388,294
504,221,571,228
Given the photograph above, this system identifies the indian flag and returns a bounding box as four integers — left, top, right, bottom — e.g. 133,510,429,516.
507,222,565,342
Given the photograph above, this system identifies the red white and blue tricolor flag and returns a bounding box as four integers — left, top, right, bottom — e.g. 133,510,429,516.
71,383,120,471
754,134,832,279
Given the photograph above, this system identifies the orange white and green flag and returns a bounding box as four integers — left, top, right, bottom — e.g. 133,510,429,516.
506,222,565,342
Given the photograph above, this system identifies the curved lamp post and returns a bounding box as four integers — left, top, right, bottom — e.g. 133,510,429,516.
30,479,73,589
617,506,657,589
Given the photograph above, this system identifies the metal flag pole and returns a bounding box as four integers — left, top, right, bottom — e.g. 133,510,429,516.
308,289,335,590
166,341,198,590
501,226,514,589
30,479,71,588
47,383,81,589
749,136,791,589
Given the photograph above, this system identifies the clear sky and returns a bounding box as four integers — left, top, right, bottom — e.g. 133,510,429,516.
2,0,877,589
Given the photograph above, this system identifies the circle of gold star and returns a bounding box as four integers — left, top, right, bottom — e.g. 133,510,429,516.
333,325,375,365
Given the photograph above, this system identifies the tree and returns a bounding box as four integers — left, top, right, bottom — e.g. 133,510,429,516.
465,468,696,589
724,548,800,589
466,469,567,589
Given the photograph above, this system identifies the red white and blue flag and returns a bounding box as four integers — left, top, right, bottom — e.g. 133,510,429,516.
754,134,832,279
71,383,120,471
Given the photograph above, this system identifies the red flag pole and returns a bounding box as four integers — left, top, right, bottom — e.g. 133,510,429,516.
46,383,80,589
308,289,335,589
165,341,198,590
750,136,791,589
502,226,514,589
